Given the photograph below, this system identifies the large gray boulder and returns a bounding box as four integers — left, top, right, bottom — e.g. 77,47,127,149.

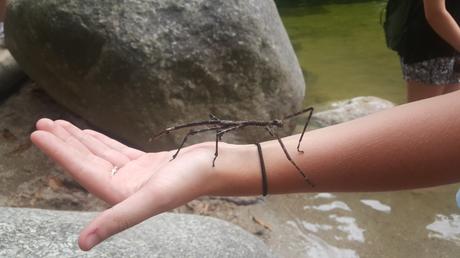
0,208,276,257
5,0,305,151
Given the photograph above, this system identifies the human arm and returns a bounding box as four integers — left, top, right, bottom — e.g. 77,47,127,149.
31,90,460,250
423,0,460,51
236,91,460,193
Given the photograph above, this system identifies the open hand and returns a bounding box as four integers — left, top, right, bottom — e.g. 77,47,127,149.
31,119,220,250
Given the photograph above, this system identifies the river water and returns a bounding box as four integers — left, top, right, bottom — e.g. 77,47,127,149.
279,0,405,105
256,1,460,257
256,186,460,257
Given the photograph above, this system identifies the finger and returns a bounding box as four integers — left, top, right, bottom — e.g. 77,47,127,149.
35,118,92,155
55,120,131,167
78,173,199,251
78,189,168,250
84,129,145,159
31,130,113,199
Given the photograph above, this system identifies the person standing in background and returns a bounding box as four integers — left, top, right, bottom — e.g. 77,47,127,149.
391,0,460,102
385,0,460,207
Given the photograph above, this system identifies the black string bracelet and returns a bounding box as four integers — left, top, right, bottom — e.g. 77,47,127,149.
254,143,268,196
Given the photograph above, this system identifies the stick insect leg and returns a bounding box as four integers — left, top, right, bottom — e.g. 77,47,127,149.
213,130,219,167
284,107,314,153
265,126,314,187
211,125,246,167
171,127,219,161
209,113,219,120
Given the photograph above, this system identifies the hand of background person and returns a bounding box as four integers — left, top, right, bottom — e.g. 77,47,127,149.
31,118,222,251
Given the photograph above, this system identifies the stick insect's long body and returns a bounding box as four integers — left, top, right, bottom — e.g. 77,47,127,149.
153,107,315,188
154,119,284,138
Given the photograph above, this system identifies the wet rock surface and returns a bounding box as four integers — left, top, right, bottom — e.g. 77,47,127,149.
6,0,305,151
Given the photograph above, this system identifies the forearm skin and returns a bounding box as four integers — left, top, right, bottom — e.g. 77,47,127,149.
212,91,460,196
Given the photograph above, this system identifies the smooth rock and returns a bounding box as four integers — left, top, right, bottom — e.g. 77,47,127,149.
310,96,395,128
0,208,276,258
6,0,305,151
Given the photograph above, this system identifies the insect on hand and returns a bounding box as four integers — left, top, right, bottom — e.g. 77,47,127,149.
153,107,315,187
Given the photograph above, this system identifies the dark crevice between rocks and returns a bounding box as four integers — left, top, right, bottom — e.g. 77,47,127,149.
0,75,28,104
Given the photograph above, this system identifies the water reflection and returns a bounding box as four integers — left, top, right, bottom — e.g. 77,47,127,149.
304,201,351,212
298,221,334,233
259,185,460,257
303,195,365,243
360,199,391,213
329,215,365,242
426,214,460,245
285,219,359,258
311,193,336,199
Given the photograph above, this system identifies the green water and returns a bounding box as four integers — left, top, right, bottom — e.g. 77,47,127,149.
279,0,406,105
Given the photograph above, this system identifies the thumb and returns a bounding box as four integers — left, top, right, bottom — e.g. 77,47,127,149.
77,184,184,251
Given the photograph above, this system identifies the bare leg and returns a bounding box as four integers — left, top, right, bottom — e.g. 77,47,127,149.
406,80,445,102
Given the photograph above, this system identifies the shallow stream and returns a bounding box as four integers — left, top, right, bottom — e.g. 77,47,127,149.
279,0,405,105
256,186,460,257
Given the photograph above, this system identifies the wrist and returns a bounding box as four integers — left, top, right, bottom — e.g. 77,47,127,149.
202,142,262,196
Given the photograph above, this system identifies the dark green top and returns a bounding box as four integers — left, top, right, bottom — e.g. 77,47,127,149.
398,0,460,64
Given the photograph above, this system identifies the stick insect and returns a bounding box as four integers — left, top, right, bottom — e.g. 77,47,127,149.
153,107,315,187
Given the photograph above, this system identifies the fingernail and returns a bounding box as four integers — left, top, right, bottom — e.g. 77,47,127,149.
85,233,101,250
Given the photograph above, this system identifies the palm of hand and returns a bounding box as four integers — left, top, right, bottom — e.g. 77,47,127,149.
102,151,173,204
31,119,159,202
31,118,214,250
